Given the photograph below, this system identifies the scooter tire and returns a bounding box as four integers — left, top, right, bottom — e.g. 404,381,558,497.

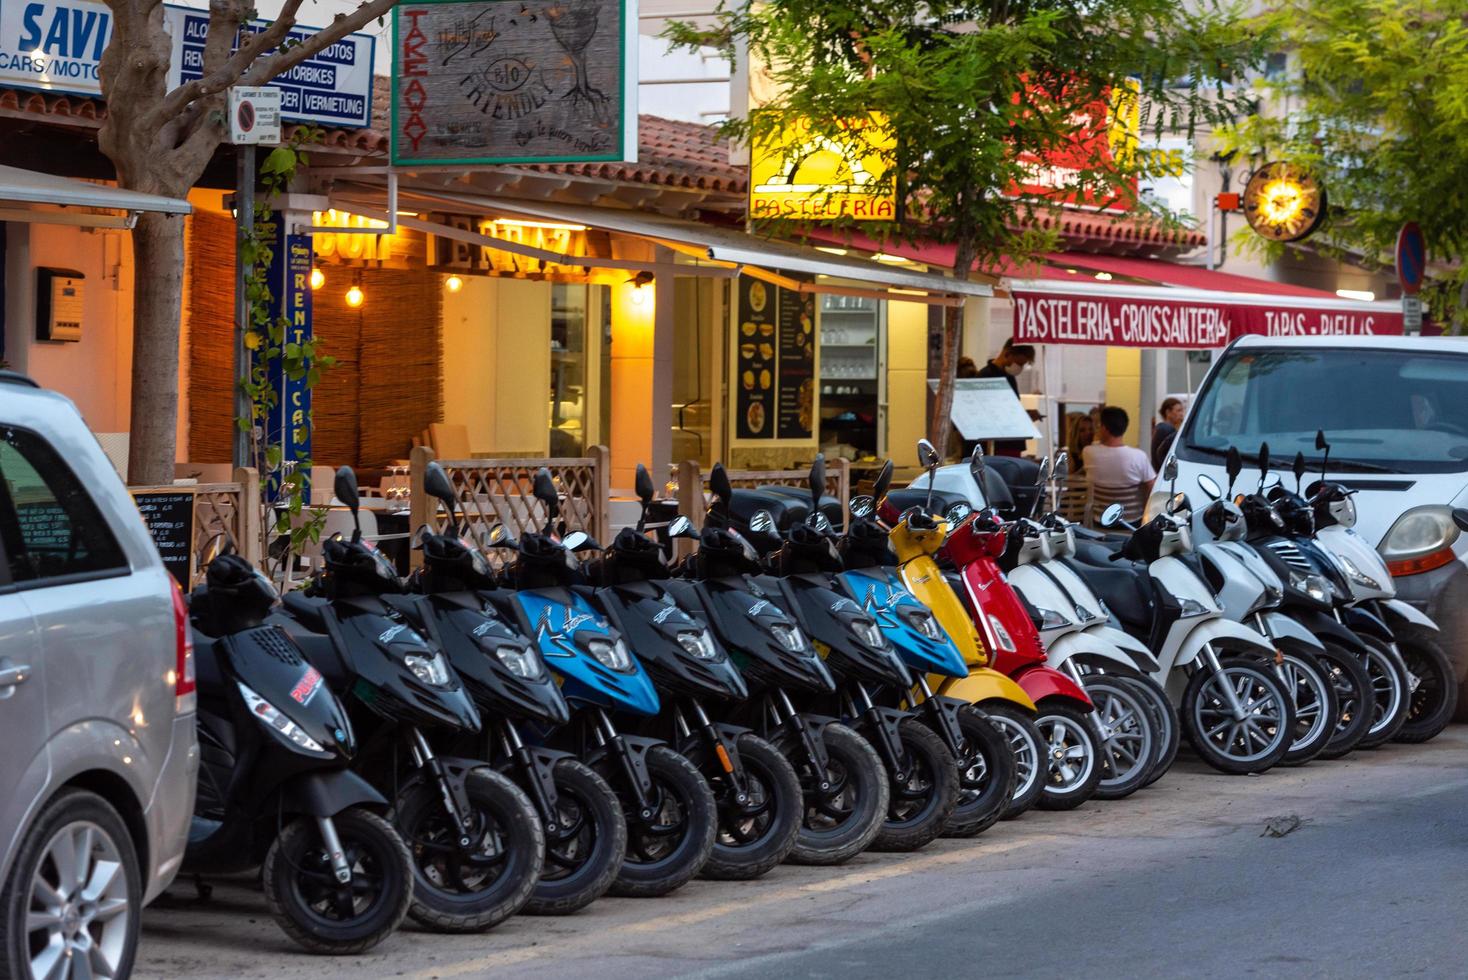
979,702,1047,820
1357,636,1410,749
1278,650,1340,768
700,734,803,880
1079,662,1180,788
394,768,544,933
1181,655,1295,775
785,722,888,865
1394,633,1458,744
1033,702,1102,811
934,706,1015,838
261,807,413,955
1317,643,1374,760
609,746,717,898
525,759,627,916
870,719,959,852
1084,675,1158,801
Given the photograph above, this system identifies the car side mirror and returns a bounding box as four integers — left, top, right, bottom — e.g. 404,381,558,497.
635,463,656,505
1099,503,1124,528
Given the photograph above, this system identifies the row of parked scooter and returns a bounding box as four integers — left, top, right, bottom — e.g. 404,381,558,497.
181,431,1459,954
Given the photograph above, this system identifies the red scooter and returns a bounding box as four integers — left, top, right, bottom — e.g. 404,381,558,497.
941,507,1102,811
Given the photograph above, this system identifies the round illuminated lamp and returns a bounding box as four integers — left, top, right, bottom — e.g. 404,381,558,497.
1243,162,1326,243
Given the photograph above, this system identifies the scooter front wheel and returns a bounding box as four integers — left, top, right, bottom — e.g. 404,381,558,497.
701,734,803,880
261,807,413,955
1277,650,1339,767
1357,637,1409,749
870,719,959,852
1394,634,1457,744
525,759,626,915
979,702,1047,819
394,768,544,932
1317,643,1374,759
1085,676,1157,801
609,746,716,897
1181,656,1294,775
1033,702,1102,811
936,706,1015,838
785,722,888,865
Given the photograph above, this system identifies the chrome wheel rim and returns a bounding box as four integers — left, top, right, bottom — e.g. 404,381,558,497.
1365,648,1404,737
1194,666,1287,763
988,715,1040,802
1037,714,1094,791
1090,683,1153,786
1279,656,1331,751
27,820,131,980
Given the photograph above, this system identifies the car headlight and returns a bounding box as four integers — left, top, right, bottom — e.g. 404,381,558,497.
905,609,944,641
1381,506,1462,577
1336,554,1382,593
770,622,808,652
238,681,327,753
1177,596,1213,618
1033,607,1070,631
848,617,887,648
496,644,543,679
586,637,635,673
987,614,1018,651
1288,570,1333,605
404,651,452,687
677,629,719,661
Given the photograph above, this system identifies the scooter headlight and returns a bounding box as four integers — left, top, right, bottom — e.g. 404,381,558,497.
404,651,452,687
1177,597,1212,618
848,616,887,648
1287,570,1333,605
1033,606,1070,631
1336,554,1382,593
770,622,808,652
986,614,1018,652
587,637,635,673
496,644,544,679
905,609,945,641
677,629,720,661
238,681,327,754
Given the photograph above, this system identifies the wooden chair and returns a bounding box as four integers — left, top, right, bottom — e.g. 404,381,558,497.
429,423,473,461
1085,481,1149,528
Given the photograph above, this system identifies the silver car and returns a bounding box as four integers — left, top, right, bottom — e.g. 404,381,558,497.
0,373,198,979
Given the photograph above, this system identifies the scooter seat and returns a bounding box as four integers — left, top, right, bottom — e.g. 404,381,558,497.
1072,538,1125,567
281,590,331,633
1062,557,1153,633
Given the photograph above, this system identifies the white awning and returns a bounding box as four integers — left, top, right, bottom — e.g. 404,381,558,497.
329,179,992,306
0,165,192,229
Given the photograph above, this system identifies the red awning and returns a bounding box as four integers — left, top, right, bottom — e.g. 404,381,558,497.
1009,253,1406,349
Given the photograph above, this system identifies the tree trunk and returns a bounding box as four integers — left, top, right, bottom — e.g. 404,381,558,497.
126,210,188,485
927,239,976,457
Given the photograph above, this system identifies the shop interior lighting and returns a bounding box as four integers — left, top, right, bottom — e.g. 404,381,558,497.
445,275,464,293
309,267,325,290
490,218,588,232
1335,288,1375,302
627,270,654,305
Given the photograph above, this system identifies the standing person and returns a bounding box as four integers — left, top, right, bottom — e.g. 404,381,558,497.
976,338,1037,457
1151,397,1186,469
1082,406,1156,498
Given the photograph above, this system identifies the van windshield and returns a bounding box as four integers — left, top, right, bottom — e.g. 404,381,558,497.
1179,347,1468,474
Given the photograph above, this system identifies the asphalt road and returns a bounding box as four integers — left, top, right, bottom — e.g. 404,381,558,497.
138,729,1468,979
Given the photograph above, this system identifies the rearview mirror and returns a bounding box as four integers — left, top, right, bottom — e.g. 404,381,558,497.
1198,474,1222,500
1053,450,1069,483
200,532,233,568
946,502,973,526
532,468,559,528
1099,503,1124,528
635,463,655,505
749,510,776,535
487,524,518,549
917,438,940,469
1162,457,1178,484
710,463,733,504
809,453,827,511
1315,430,1329,452
1166,492,1189,515
333,466,360,512
1293,451,1307,491
562,531,590,551
850,495,876,520
873,460,893,501
968,445,986,482
424,461,456,509
1225,446,1242,492
1036,456,1051,485
811,511,832,534
1257,442,1271,483
668,515,697,539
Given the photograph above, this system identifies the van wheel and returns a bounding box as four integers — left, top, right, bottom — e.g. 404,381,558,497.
1,789,141,979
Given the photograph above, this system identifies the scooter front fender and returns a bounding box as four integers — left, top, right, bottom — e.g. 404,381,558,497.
1260,611,1325,652
1174,617,1277,670
282,769,388,818
1011,663,1093,712
933,668,1037,713
1342,605,1394,643
1048,629,1159,675
1381,597,1440,633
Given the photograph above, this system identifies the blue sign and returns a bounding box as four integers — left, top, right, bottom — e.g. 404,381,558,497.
259,216,313,500
1395,222,1426,296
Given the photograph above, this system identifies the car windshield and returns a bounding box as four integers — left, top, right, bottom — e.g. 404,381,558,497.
1179,347,1468,474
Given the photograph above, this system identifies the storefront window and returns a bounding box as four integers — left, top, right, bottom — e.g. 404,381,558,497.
819,294,882,459
672,277,721,467
550,284,609,456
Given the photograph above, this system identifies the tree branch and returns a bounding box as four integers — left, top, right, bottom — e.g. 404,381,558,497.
242,0,398,85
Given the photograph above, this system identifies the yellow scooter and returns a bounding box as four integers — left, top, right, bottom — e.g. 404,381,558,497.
880,440,1049,818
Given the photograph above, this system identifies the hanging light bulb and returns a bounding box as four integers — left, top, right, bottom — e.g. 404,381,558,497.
309,267,325,290
345,283,365,308
445,275,463,293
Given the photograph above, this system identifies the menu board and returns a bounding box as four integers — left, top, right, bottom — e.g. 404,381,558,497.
132,491,195,588
776,290,816,439
735,277,817,441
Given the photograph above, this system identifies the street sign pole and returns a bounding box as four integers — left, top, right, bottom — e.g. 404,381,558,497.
232,144,255,470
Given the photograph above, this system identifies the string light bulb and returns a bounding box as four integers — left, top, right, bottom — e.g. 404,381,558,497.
345,283,365,308
445,275,463,293
309,267,325,290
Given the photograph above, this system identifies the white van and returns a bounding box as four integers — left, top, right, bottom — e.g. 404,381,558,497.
1166,335,1468,698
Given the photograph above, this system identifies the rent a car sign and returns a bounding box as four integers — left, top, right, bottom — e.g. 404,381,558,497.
0,0,373,129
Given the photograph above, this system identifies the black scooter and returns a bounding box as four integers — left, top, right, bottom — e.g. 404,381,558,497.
274,467,544,934
396,462,627,915
585,463,803,880
669,465,888,866
187,546,412,954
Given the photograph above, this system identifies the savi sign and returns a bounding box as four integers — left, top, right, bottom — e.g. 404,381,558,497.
749,113,896,221
392,0,638,165
1011,287,1405,349
0,0,374,128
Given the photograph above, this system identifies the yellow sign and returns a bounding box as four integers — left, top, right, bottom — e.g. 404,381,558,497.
311,209,406,264
428,215,593,277
750,114,896,221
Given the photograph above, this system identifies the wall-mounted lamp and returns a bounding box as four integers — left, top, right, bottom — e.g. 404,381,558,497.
445,275,464,293
310,267,325,290
627,270,654,306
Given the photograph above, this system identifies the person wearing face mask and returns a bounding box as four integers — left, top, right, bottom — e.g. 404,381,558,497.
976,338,1037,456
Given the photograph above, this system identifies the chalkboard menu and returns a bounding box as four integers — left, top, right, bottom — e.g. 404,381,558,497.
132,491,195,588
735,277,817,441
